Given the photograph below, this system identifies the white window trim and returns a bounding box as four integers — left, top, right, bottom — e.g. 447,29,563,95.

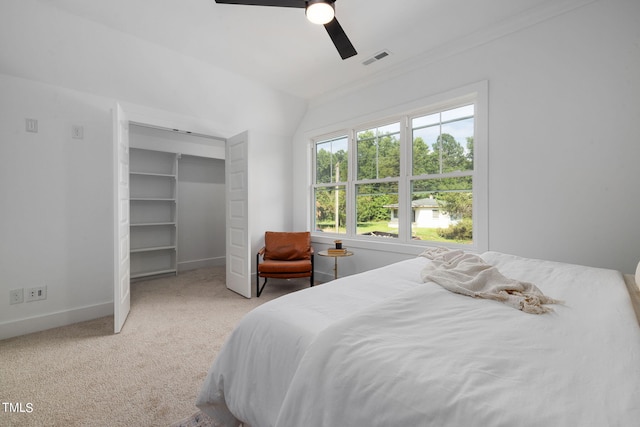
308,81,488,255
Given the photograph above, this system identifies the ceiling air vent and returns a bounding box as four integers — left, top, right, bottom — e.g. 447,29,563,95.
362,50,391,66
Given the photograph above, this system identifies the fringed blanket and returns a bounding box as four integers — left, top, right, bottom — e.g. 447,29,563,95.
420,247,560,314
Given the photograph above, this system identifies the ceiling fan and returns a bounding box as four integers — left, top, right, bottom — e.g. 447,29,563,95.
214,0,357,60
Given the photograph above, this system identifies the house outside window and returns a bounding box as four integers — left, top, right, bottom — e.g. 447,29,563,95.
410,104,474,244
311,83,487,251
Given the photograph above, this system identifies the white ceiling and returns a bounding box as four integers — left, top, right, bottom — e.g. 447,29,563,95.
10,0,578,100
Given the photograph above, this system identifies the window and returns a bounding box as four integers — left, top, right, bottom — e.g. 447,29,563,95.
313,135,348,233
311,84,486,251
410,105,474,244
355,122,400,238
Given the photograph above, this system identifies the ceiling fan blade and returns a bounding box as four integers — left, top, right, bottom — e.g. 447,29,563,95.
214,0,305,8
324,17,357,60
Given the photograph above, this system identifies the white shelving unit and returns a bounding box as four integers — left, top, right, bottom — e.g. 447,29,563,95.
129,148,179,279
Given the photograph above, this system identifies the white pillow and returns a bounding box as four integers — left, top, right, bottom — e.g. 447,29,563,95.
636,260,640,287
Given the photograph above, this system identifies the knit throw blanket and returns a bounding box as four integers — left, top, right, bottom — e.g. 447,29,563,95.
420,248,560,314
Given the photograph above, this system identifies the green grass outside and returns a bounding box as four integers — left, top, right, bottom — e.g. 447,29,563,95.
317,221,472,244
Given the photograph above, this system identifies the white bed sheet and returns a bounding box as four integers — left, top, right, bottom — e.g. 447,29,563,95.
196,252,640,427
196,257,427,426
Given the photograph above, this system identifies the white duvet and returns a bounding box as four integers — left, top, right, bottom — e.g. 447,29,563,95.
196,252,640,427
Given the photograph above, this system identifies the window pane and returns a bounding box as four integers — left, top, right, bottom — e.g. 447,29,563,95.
412,105,474,175
411,177,473,244
357,123,400,180
412,112,439,128
316,136,348,184
314,186,346,234
440,117,474,173
441,104,474,122
412,124,440,175
355,182,399,238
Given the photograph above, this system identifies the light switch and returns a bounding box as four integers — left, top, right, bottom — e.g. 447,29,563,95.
26,118,38,133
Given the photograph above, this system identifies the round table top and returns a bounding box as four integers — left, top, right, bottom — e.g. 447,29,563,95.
318,250,354,257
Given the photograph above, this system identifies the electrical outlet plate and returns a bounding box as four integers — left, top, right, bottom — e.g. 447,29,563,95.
72,125,84,139
25,286,47,302
10,289,24,305
26,118,38,133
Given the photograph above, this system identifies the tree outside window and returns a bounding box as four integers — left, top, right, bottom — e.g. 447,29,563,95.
314,136,347,233
312,103,476,246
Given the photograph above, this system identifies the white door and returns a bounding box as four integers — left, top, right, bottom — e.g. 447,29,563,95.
113,103,131,333
226,131,251,298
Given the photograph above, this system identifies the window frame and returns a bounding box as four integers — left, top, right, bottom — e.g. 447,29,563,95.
309,81,488,254
311,131,350,234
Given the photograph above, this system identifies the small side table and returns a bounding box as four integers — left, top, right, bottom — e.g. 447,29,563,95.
318,250,354,280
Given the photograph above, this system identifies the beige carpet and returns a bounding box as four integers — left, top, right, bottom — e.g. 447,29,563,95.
0,267,312,427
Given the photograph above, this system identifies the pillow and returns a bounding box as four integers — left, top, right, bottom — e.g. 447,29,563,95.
636,260,640,288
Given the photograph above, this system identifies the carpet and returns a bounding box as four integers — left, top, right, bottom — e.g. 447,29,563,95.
0,267,311,427
170,410,214,427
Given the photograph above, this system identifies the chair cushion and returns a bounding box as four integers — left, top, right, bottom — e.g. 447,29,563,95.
258,259,312,274
264,231,311,261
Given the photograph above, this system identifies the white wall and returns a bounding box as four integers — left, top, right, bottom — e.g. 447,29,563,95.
178,155,226,271
0,76,115,338
248,129,297,275
293,0,640,277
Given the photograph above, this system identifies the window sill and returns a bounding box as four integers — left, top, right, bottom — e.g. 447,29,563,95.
311,233,480,257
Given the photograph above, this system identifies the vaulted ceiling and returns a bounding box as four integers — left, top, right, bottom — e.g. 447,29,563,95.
3,0,586,100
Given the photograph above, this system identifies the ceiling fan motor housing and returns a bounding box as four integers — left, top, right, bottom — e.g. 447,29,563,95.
306,0,335,25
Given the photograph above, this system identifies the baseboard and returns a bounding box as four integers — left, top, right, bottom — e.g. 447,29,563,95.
178,256,225,272
0,302,113,341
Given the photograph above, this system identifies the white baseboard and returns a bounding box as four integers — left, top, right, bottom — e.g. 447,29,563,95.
178,256,225,272
0,302,113,341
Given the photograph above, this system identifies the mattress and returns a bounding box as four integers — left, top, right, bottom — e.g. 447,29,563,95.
196,251,640,426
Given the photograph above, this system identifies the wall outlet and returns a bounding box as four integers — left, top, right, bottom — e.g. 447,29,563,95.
72,125,84,139
10,289,24,305
25,286,47,302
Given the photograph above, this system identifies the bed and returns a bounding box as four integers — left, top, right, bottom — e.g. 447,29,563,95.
196,250,640,427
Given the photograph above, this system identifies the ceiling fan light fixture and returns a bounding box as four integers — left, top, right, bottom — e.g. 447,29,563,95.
306,0,335,25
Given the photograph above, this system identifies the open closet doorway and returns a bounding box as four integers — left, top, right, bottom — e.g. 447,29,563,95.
128,124,226,279
112,103,251,333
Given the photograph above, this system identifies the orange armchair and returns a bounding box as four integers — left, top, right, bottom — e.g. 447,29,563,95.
256,231,314,297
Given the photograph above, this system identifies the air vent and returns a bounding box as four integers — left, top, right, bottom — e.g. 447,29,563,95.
362,50,391,66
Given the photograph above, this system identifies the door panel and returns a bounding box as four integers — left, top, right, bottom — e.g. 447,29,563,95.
113,103,131,333
225,131,251,298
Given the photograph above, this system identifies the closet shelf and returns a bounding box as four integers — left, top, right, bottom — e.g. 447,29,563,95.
130,197,176,202
130,171,176,178
131,245,177,254
130,222,176,227
129,148,179,280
